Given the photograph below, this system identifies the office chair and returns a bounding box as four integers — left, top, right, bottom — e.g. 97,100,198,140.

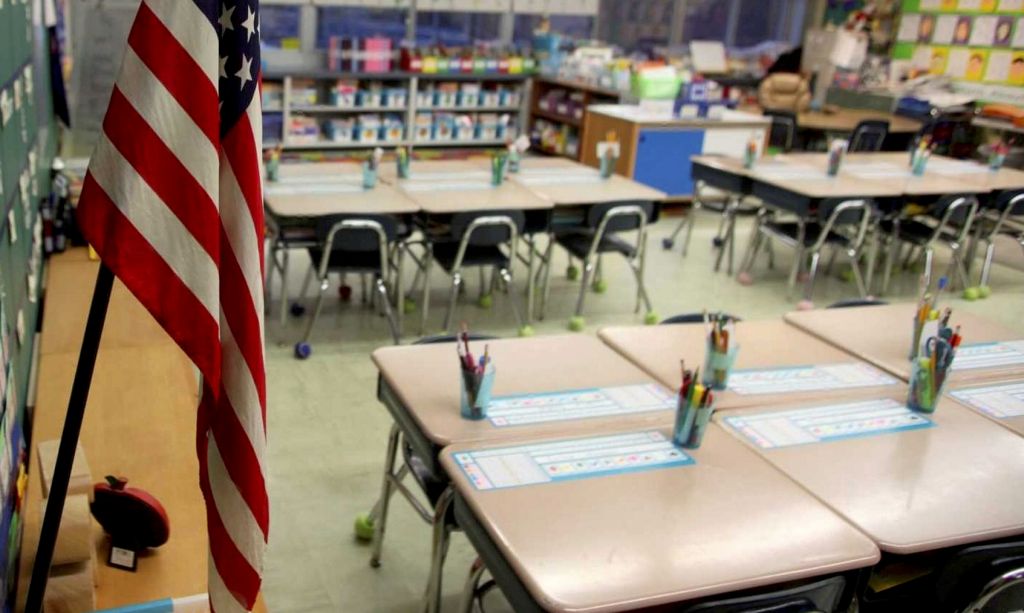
292,214,403,358
738,198,875,308
359,333,501,613
877,195,979,295
848,120,889,152
661,312,742,325
969,190,1024,292
420,210,530,336
547,202,657,330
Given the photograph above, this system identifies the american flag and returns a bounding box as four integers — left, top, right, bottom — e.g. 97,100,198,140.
75,0,267,610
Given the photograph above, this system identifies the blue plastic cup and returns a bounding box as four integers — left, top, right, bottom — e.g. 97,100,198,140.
491,156,508,186
362,162,378,188
911,152,929,177
908,358,942,414
266,158,280,182
397,159,410,179
988,152,1006,172
702,343,739,391
460,365,496,420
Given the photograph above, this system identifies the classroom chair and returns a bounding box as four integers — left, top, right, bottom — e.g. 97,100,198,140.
763,109,798,153
848,120,889,153
291,214,403,358
968,190,1024,293
737,198,875,309
661,312,742,324
663,181,763,275
359,333,500,613
876,195,979,296
681,576,852,612
419,211,530,336
860,540,1024,613
544,202,657,330
264,207,318,327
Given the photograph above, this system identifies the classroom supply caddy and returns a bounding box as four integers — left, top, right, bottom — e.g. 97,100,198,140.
674,362,715,449
457,329,494,421
702,312,738,390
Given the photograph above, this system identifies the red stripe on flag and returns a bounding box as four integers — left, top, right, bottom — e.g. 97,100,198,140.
219,235,267,413
103,87,220,259
128,3,219,146
210,395,269,534
76,174,222,390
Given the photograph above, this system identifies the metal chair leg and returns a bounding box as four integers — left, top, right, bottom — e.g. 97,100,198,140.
574,259,594,317
948,242,971,290
803,250,822,302
539,234,555,320
443,272,463,333
499,267,525,330
279,249,290,327
979,239,996,287
370,423,402,568
922,247,935,291
376,277,401,345
849,248,868,297
424,487,456,613
737,212,766,277
881,218,900,295
420,244,433,336
298,276,328,346
786,222,807,300
713,200,735,273
394,244,405,337
458,558,488,613
526,235,536,322
630,252,654,314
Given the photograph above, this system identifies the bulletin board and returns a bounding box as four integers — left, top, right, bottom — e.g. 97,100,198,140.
0,0,56,606
892,0,1024,103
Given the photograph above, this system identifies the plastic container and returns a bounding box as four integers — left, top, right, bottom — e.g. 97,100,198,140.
460,365,496,420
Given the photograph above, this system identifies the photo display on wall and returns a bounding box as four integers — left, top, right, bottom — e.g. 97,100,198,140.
894,0,1024,86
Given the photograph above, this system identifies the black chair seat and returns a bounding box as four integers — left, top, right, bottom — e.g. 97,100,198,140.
556,230,637,259
307,248,384,273
764,221,851,248
401,442,450,508
879,218,960,245
278,225,317,243
432,242,509,271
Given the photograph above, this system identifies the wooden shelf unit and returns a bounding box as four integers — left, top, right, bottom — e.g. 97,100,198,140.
528,76,627,161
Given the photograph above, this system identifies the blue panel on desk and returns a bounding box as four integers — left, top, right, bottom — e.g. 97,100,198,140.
634,129,705,196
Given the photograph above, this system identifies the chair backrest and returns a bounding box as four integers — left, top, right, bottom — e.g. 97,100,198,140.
849,120,889,152
682,575,847,612
763,110,797,153
931,195,979,241
995,190,1024,216
815,198,875,251
827,298,888,309
586,201,654,233
315,214,397,252
661,313,742,325
450,210,526,247
933,540,1024,611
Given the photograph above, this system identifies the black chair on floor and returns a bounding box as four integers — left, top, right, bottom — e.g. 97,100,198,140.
827,298,888,309
849,120,889,152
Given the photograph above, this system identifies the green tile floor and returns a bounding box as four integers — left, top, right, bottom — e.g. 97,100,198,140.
262,210,1024,612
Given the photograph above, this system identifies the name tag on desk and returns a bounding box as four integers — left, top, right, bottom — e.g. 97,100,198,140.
951,341,1024,371
487,383,675,427
951,382,1024,419
728,363,899,396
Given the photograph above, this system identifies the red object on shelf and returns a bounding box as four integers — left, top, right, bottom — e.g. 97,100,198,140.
91,476,170,549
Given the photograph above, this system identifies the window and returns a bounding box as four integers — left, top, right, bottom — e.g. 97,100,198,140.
261,5,302,49
316,7,407,48
415,11,501,47
512,14,595,49
733,0,804,48
681,0,729,43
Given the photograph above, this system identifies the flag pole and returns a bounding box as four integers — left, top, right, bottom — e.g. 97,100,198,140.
24,264,115,613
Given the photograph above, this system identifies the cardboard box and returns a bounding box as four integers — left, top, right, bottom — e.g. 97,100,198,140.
38,441,91,500
43,560,96,613
46,494,92,566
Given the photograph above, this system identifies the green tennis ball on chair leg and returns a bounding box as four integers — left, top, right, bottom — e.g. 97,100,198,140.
962,287,980,301
592,279,608,293
978,285,991,299
518,325,535,337
403,298,416,314
644,312,658,325
566,265,579,281
354,513,375,541
568,316,585,332
478,294,493,309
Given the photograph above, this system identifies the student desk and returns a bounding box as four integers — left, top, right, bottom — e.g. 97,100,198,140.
264,176,419,217
716,395,1024,555
439,425,879,612
796,108,922,135
948,379,1024,438
598,320,902,410
833,154,994,199
371,335,679,611
784,303,1024,386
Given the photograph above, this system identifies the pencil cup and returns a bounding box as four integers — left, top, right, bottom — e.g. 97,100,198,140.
907,358,942,414
491,155,508,186
827,140,848,177
397,158,410,179
266,158,280,182
460,364,496,420
672,395,697,448
599,155,617,178
362,162,378,189
911,151,929,176
508,151,521,174
702,344,739,391
988,152,1006,172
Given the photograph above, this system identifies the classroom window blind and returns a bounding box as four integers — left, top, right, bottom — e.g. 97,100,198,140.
316,7,408,48
512,14,596,47
415,11,501,46
261,5,303,49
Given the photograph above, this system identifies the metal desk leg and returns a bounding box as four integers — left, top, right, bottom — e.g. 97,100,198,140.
539,233,555,321
370,423,402,568
459,557,488,613
526,234,536,323
424,487,456,613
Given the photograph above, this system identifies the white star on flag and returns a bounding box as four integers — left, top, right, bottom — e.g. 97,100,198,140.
241,6,257,42
219,56,228,79
218,3,235,32
235,54,253,89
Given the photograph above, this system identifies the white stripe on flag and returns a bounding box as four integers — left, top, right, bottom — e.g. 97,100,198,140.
207,438,265,573
220,319,267,479
208,552,248,613
117,47,219,205
143,0,219,87
90,136,220,320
